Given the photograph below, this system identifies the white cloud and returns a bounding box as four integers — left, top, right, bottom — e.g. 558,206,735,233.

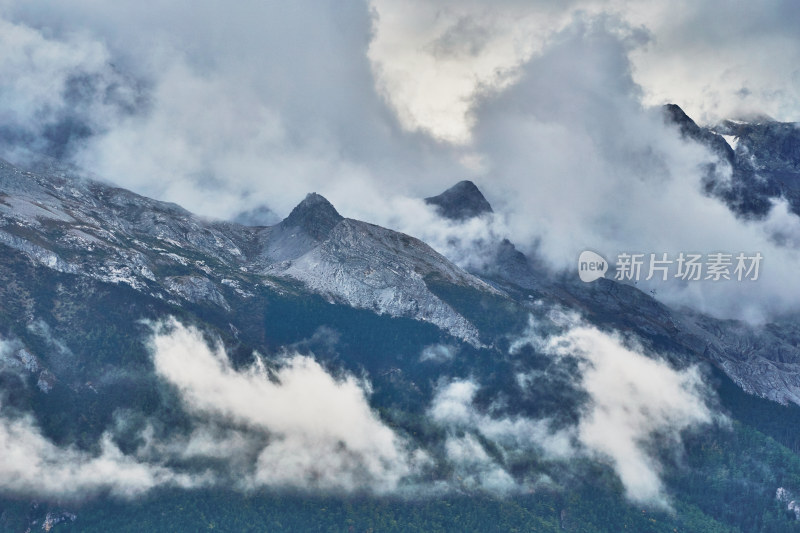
463,19,800,323
368,0,800,143
0,15,136,160
0,337,17,371
0,319,430,500
0,409,199,500
0,316,715,506
419,343,458,363
432,311,714,506
0,1,469,223
564,327,711,506
148,318,419,492
3,340,192,501
1,2,799,323
444,434,517,494
369,3,800,323
625,0,800,124
522,314,714,507
432,379,574,458
368,0,559,144
427,377,574,494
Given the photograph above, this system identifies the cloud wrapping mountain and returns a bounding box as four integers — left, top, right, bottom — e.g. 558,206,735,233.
1,1,800,322
148,319,420,493
432,311,714,507
540,319,713,507
0,410,200,499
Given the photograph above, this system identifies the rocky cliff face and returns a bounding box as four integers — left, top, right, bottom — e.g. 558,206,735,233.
664,103,800,217
713,118,800,213
0,159,492,345
251,192,494,343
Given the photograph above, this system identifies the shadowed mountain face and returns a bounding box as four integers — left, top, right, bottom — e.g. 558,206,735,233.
663,104,734,165
424,180,493,220
663,103,800,217
715,118,800,200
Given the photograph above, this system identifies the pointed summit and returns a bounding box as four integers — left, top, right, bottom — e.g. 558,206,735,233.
425,180,493,221
663,103,734,164
662,104,698,134
281,192,343,240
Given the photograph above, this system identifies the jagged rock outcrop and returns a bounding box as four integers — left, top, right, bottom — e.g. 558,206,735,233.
714,118,800,210
425,180,493,221
254,192,495,344
0,159,493,344
663,103,735,165
664,103,799,217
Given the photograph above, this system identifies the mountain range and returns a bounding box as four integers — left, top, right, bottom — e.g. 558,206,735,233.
2,106,800,531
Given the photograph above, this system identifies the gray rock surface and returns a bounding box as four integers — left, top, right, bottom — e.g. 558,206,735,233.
0,159,491,344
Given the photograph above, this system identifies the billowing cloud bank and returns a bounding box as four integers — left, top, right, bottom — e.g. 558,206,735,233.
148,319,418,492
1,2,800,321
0,324,421,500
541,318,713,506
0,414,199,499
0,336,198,499
0,317,714,507
433,312,714,507
369,0,800,142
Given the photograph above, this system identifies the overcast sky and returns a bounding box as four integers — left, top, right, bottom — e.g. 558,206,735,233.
1,0,799,320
